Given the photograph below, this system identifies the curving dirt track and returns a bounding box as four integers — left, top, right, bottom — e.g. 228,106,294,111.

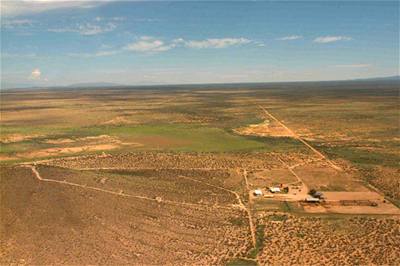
0,165,253,265
24,164,234,210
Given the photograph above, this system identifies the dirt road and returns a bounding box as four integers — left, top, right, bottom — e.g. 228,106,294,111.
277,157,309,201
180,174,257,249
259,106,342,171
241,169,257,248
24,164,234,211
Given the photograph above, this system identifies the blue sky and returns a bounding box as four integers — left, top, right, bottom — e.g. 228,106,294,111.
1,1,399,87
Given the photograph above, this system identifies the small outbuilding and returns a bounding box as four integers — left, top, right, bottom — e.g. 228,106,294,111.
309,189,324,199
269,187,281,193
313,191,324,199
305,196,320,203
253,189,263,197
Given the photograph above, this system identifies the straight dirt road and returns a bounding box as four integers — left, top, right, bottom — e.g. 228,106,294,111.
241,169,257,248
259,106,342,171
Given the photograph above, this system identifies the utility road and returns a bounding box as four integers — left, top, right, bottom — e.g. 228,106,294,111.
259,106,342,171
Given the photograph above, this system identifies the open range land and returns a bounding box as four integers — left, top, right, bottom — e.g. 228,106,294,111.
1,80,399,265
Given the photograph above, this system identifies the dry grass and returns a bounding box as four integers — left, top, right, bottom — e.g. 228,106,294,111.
0,166,252,265
1,82,399,264
258,213,400,265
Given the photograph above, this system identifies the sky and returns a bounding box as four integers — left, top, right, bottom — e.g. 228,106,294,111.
1,0,399,88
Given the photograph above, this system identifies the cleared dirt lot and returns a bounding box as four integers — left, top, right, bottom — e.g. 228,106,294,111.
234,119,294,138
248,168,298,188
294,161,368,192
320,191,400,215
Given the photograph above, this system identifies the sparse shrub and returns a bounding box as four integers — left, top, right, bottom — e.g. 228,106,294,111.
226,258,257,266
247,224,266,259
269,214,288,221
230,217,245,226
296,232,305,238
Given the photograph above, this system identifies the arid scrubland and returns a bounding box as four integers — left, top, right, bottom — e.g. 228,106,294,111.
1,81,399,265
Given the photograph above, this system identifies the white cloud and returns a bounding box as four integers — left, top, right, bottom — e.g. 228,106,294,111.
313,36,352,43
124,37,175,53
184,38,251,49
78,22,116,35
68,36,257,57
276,35,303,41
111,17,125,21
68,50,119,58
100,44,113,49
1,19,33,29
95,50,119,56
94,16,125,22
29,68,41,80
49,22,116,36
172,38,185,44
123,37,255,53
2,53,37,59
133,18,161,22
1,0,106,17
334,64,371,68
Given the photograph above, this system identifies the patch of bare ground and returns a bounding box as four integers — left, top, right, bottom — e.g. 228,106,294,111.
44,138,75,144
0,133,44,144
300,192,400,215
257,213,400,265
44,134,128,145
18,135,142,159
0,166,252,265
234,119,294,137
101,116,134,126
323,203,400,215
0,155,19,161
248,168,298,188
294,161,368,192
19,144,119,158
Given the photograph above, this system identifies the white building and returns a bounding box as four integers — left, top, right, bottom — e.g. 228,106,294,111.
253,189,263,196
305,196,320,202
269,187,281,193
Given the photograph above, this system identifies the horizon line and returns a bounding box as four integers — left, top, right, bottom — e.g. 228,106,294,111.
1,74,399,91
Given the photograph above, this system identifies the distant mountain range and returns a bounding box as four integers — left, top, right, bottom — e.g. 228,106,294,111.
0,81,125,90
2,76,399,90
66,82,125,88
351,75,400,82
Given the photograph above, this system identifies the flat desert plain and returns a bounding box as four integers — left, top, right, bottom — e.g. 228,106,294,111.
1,81,399,265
